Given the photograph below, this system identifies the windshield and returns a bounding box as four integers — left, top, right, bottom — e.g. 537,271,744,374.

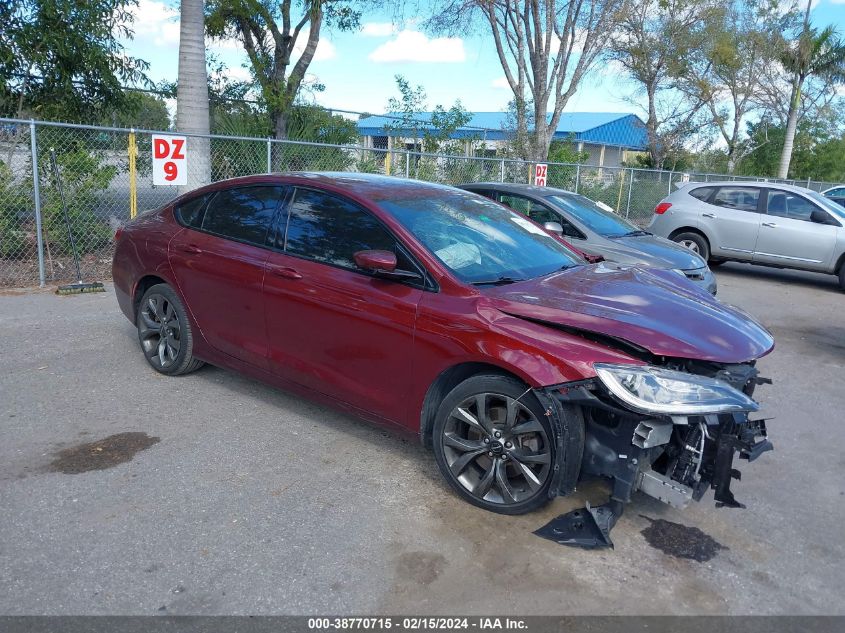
546,194,640,237
379,191,583,284
807,190,845,222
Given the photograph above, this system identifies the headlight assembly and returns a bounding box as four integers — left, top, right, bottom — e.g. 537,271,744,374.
593,363,759,415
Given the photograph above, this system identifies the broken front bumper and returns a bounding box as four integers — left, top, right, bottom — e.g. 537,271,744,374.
533,368,772,548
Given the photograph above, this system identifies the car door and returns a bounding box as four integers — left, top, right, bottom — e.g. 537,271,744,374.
262,186,425,425
752,189,839,271
169,185,285,368
697,186,763,260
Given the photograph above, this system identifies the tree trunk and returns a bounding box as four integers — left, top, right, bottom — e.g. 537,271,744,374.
176,0,210,190
777,79,801,179
273,110,288,141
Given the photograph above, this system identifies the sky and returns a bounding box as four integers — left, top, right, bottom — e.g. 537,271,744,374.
123,0,845,122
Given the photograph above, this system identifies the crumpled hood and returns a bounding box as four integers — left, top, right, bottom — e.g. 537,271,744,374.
590,234,706,270
481,263,774,363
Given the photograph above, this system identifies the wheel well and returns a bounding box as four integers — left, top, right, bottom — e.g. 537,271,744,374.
668,226,709,246
419,362,525,448
132,275,167,319
835,252,845,276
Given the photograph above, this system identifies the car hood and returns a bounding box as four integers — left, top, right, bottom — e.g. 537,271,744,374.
588,234,706,270
481,263,774,363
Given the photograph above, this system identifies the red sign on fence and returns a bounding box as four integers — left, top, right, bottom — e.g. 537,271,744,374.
535,163,548,186
152,134,187,186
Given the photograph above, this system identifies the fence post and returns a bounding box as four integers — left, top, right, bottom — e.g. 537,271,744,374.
575,163,580,193
405,150,410,179
266,138,272,173
29,120,46,288
625,168,634,218
667,170,674,196
500,159,505,183
128,129,137,219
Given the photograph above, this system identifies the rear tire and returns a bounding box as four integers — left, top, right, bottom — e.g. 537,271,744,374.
839,265,845,292
672,231,710,262
136,283,204,376
432,374,555,515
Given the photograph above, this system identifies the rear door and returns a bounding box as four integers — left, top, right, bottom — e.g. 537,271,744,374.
262,187,425,424
169,185,285,368
697,186,763,260
752,189,839,271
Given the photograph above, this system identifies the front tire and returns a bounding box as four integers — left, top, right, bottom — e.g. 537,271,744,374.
432,375,555,515
136,283,204,376
673,231,710,262
839,265,845,292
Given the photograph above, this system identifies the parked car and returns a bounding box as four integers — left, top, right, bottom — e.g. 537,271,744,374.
649,181,845,290
113,173,773,547
822,185,845,209
459,182,717,294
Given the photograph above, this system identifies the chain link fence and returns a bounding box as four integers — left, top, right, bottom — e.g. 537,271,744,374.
1,117,842,287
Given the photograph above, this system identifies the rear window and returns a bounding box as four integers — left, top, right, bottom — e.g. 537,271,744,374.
174,194,209,228
201,186,283,246
689,187,714,202
710,187,760,212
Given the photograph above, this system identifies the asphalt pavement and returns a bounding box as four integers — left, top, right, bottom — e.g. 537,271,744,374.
1,262,843,615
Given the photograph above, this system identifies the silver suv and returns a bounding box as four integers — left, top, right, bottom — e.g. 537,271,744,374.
648,181,845,290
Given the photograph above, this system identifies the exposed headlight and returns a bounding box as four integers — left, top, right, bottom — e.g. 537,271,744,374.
594,363,759,415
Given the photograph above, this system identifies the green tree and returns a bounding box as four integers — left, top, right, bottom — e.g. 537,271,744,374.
776,3,845,178
0,0,149,121
105,92,171,131
609,0,725,169
384,75,472,155
429,0,623,162
206,0,362,140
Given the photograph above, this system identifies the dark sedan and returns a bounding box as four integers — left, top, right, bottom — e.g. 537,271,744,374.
113,173,773,547
459,182,717,294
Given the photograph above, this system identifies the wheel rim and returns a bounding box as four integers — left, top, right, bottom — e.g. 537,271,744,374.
678,239,700,254
441,393,552,506
139,294,181,369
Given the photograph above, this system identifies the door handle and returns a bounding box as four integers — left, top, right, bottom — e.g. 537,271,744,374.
762,222,777,228
180,244,203,254
701,213,716,218
268,266,303,280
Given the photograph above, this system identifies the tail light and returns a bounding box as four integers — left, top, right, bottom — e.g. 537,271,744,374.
654,202,672,215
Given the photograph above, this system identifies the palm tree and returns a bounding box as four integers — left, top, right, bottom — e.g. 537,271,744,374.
777,5,845,179
176,0,211,189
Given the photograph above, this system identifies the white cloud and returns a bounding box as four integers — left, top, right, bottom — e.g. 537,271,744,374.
369,30,465,63
491,76,510,89
129,0,179,46
361,22,396,37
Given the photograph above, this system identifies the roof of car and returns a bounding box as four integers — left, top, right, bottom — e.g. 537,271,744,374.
176,171,471,205
459,182,577,198
678,180,817,194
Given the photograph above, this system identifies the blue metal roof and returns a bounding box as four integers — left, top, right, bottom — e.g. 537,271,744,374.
357,111,647,149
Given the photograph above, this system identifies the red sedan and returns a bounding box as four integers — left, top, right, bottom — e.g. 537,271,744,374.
113,173,774,547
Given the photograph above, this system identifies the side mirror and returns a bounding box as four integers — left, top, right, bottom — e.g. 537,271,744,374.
353,249,397,272
584,253,605,264
544,221,564,235
810,209,832,225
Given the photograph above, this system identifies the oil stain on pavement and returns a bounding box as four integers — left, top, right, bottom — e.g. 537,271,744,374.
640,515,727,562
49,432,160,474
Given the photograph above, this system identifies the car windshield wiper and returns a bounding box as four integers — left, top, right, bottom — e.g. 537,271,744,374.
470,276,525,286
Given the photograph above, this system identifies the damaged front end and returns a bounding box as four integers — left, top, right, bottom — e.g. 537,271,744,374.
534,361,773,549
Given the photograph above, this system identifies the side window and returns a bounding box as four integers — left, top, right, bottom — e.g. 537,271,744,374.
201,186,283,246
498,194,531,215
174,194,209,228
826,187,845,197
767,191,820,222
710,187,760,212
689,187,714,202
283,188,400,271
